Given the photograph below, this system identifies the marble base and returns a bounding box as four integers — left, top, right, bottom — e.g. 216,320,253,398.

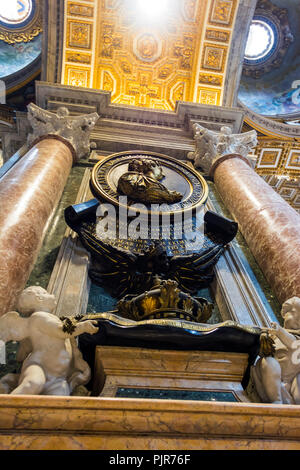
94,346,250,402
1,395,300,449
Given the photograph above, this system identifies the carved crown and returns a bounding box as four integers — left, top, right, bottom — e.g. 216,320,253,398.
117,279,213,323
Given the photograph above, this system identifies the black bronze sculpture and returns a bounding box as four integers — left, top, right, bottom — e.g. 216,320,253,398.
64,151,273,393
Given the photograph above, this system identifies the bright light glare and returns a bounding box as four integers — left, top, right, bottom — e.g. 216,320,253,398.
0,0,32,25
245,20,275,60
137,0,168,20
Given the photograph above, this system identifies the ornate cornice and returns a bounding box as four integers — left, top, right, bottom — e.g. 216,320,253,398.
239,100,300,140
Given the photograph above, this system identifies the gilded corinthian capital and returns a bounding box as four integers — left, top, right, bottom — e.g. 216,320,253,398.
188,123,258,175
27,103,99,161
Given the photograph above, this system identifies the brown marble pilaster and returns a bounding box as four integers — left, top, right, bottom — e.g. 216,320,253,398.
0,137,73,316
212,155,300,304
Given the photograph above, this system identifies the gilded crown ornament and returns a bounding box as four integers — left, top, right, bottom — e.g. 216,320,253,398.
117,278,213,323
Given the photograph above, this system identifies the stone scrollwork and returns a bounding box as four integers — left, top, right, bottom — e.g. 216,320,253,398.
188,123,258,175
27,103,99,161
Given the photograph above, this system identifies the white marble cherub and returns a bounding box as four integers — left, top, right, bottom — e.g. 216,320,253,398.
0,286,98,396
252,297,300,404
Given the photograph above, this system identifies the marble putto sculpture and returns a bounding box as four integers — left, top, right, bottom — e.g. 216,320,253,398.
0,286,98,396
27,103,99,161
252,297,300,404
188,123,257,175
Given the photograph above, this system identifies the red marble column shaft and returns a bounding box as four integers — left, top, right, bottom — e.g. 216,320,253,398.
212,156,300,304
0,137,73,316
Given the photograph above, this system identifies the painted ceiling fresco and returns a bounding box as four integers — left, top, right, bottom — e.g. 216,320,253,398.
238,0,300,118
0,33,42,79
0,0,42,89
62,0,239,110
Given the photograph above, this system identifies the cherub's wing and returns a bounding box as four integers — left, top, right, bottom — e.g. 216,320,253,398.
0,311,26,342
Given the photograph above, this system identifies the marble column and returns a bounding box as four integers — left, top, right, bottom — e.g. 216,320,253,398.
190,123,300,305
0,105,99,316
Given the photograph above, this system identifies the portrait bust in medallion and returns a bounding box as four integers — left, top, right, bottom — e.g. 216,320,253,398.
117,158,183,204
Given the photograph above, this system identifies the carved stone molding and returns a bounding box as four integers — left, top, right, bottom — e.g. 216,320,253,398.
31,82,245,159
239,100,300,139
188,123,257,175
47,169,92,318
27,103,99,161
35,82,244,134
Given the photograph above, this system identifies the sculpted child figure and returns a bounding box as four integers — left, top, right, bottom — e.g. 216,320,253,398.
0,286,98,396
252,297,300,404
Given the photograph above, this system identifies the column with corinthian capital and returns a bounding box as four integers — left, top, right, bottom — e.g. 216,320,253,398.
0,104,99,316
189,123,300,305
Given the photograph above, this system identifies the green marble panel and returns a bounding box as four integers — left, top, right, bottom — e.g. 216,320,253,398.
0,342,21,379
27,165,86,289
87,284,117,313
116,387,238,402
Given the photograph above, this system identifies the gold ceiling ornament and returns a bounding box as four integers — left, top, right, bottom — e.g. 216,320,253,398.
243,131,300,214
0,20,42,44
62,0,238,109
255,139,300,177
0,0,42,44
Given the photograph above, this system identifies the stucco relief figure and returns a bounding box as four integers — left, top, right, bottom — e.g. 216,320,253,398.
252,297,300,404
117,158,183,204
0,286,98,396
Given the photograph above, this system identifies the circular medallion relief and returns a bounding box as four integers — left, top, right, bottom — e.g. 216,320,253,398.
0,0,35,28
133,33,162,63
90,151,208,216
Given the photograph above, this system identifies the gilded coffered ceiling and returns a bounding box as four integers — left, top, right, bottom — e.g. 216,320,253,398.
61,0,239,110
